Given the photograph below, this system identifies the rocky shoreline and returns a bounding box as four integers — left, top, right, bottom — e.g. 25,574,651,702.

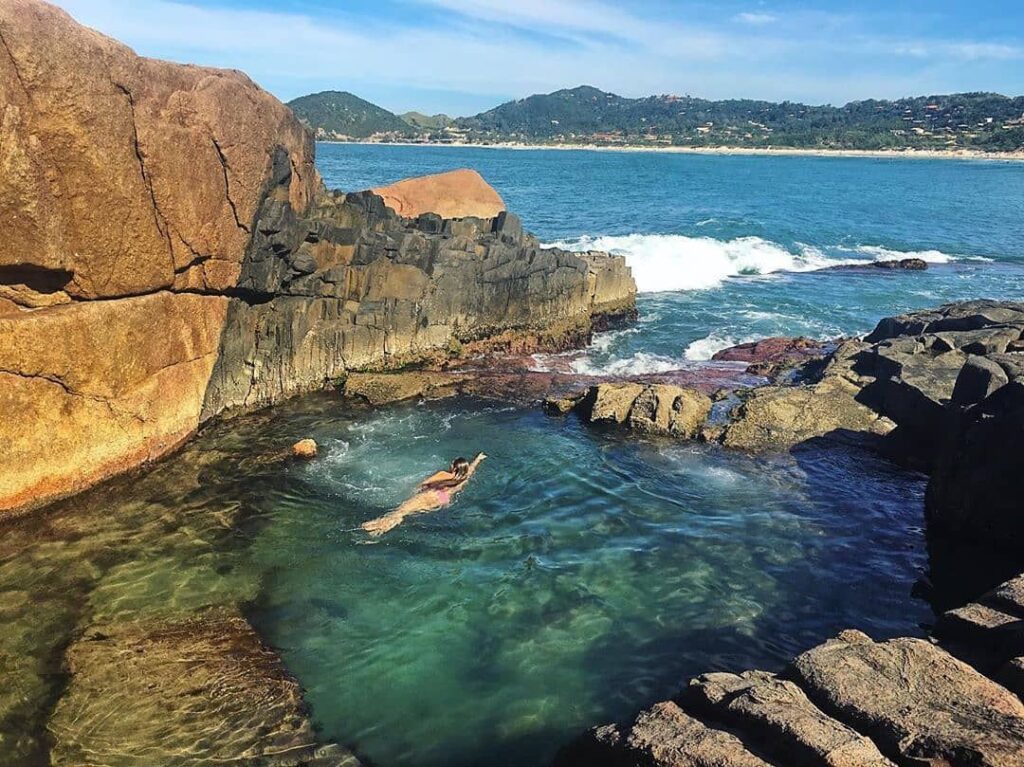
2,3,1023,767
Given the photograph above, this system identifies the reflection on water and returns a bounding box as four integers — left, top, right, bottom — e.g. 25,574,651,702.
0,392,932,767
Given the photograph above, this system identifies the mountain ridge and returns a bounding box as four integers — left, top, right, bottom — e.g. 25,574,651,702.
289,85,1024,151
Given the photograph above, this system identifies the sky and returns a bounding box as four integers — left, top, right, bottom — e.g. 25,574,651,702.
51,0,1024,117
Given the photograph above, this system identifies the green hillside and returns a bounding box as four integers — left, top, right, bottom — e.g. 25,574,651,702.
286,91,412,139
400,111,454,130
456,86,1024,150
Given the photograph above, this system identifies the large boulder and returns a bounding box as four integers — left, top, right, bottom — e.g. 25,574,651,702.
791,630,1024,767
719,376,893,451
574,383,712,437
0,0,636,514
372,168,505,219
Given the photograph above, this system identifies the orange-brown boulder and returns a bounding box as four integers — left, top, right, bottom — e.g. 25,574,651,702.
372,168,505,219
0,292,229,512
0,0,318,306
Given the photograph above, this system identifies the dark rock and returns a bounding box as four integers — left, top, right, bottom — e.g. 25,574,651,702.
686,670,895,767
951,356,1010,406
492,210,523,242
791,630,1024,767
558,701,776,767
997,657,1024,700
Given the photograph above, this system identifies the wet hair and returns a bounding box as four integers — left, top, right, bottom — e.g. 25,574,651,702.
424,457,470,490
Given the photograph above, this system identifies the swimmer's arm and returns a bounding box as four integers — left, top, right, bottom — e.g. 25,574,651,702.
465,452,487,478
418,470,454,488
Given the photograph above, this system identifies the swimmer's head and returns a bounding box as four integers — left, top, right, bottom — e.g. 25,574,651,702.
451,457,470,479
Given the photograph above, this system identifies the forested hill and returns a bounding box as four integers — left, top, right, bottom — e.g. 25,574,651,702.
286,91,413,139
286,85,1024,151
456,86,1024,150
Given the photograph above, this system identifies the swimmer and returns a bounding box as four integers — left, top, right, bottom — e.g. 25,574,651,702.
361,453,487,536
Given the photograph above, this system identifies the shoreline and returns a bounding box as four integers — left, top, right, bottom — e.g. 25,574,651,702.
322,139,1024,162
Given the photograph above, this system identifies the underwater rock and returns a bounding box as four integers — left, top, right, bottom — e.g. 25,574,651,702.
48,608,360,767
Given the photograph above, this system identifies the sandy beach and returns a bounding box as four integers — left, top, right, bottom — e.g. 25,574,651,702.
329,139,1024,162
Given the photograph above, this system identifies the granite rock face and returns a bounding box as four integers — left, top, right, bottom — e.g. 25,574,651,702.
0,0,635,514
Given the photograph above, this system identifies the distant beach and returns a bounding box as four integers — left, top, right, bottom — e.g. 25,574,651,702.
327,139,1024,162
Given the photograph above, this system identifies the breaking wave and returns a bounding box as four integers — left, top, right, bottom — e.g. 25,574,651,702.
546,233,968,294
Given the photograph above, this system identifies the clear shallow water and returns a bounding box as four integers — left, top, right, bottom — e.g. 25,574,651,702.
1,146,1021,767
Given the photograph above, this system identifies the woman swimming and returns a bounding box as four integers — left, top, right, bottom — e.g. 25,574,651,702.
361,453,487,536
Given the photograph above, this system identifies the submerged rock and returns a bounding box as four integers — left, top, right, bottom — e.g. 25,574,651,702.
48,609,359,767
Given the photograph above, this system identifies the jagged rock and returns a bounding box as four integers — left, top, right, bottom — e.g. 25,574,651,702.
865,300,1024,343
791,630,1024,767
627,385,713,437
584,383,648,424
48,609,359,767
686,670,895,767
572,383,712,437
559,701,776,767
935,573,1024,671
951,356,1011,406
719,377,893,451
371,169,505,219
926,377,1024,555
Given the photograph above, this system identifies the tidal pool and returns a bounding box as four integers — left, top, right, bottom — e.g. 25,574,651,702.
0,387,933,767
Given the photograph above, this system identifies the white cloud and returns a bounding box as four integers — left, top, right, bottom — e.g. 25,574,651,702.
734,12,777,26
48,0,1024,113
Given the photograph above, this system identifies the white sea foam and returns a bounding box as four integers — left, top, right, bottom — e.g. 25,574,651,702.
684,334,746,361
546,233,979,294
569,351,685,376
547,234,850,293
850,245,958,263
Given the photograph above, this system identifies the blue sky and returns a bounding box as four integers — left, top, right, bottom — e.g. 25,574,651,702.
53,0,1024,116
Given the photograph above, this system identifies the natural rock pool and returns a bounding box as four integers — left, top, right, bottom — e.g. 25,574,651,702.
0,380,932,766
